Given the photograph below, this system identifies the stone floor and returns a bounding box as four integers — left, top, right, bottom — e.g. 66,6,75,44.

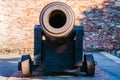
8,51,120,80
93,52,120,80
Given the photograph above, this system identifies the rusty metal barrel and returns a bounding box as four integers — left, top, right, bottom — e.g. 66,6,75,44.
40,2,74,43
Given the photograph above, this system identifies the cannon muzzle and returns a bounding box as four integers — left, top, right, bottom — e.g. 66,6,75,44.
40,2,74,43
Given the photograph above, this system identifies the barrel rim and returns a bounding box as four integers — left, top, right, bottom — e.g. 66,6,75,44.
40,2,75,37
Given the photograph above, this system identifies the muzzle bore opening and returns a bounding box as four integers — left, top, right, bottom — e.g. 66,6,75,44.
49,10,66,28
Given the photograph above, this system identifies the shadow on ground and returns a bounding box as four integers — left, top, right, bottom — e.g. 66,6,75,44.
0,58,20,77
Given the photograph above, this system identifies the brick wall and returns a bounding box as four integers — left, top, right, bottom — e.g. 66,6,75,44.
0,0,120,52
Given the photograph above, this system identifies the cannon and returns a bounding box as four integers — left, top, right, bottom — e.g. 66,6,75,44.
18,2,95,77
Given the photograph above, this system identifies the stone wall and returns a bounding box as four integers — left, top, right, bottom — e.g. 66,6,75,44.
82,0,120,51
0,0,120,53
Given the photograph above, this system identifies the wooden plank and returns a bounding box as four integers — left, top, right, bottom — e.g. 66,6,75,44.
8,67,111,80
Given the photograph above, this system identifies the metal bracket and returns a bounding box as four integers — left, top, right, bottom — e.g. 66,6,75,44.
74,26,84,66
34,25,42,65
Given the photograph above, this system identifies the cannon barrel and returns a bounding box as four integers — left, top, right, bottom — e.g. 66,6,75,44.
40,2,74,43
19,2,95,77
